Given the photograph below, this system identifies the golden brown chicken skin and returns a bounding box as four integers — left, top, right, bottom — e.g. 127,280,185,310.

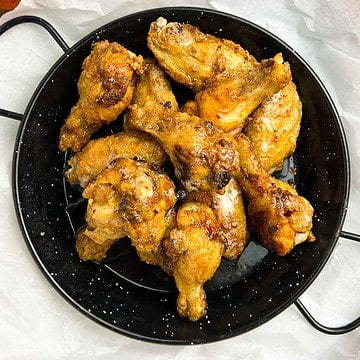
161,202,224,321
148,18,292,132
76,228,118,262
187,178,248,260
59,40,143,152
243,81,302,173
180,99,199,116
129,104,240,192
126,61,240,191
128,56,314,255
195,53,292,132
76,206,176,264
65,129,168,188
236,134,315,256
130,58,178,110
82,158,177,264
122,58,179,131
147,17,258,92
180,101,248,260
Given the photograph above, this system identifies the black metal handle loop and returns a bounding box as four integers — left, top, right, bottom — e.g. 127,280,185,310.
339,230,360,242
296,230,360,335
0,15,69,121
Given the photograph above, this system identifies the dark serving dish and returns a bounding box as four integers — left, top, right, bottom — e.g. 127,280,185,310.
0,7,359,344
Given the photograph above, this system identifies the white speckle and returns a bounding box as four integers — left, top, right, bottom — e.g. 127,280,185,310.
40,232,45,236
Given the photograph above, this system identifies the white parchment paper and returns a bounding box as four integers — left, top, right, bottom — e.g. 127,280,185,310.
0,1,359,358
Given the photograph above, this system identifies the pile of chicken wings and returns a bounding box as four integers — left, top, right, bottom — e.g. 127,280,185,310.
59,18,315,321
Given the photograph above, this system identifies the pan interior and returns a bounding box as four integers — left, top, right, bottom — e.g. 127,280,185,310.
13,7,349,344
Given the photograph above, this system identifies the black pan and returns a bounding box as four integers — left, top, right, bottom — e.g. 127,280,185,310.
1,7,359,344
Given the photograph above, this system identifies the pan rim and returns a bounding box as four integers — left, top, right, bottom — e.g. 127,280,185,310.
11,6,351,344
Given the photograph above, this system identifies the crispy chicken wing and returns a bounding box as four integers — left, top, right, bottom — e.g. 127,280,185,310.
76,228,118,262
236,134,315,256
130,58,178,110
127,61,240,191
122,57,178,132
161,202,224,321
59,40,143,152
82,158,176,264
195,53,292,132
65,129,168,188
129,105,239,191
187,178,248,260
180,100,248,260
122,58,179,131
243,81,302,173
147,18,292,132
147,17,258,92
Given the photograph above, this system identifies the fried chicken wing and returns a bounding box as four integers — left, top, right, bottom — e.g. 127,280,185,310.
131,58,178,110
65,129,168,188
147,18,292,132
161,202,224,321
59,40,143,152
83,180,125,245
195,53,292,132
127,61,240,191
187,178,248,260
129,105,239,191
122,58,179,131
76,228,118,262
82,158,176,264
147,17,258,92
180,96,248,259
243,81,302,173
236,134,315,256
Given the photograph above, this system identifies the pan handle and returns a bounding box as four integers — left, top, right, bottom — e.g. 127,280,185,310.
295,230,360,335
0,15,69,121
